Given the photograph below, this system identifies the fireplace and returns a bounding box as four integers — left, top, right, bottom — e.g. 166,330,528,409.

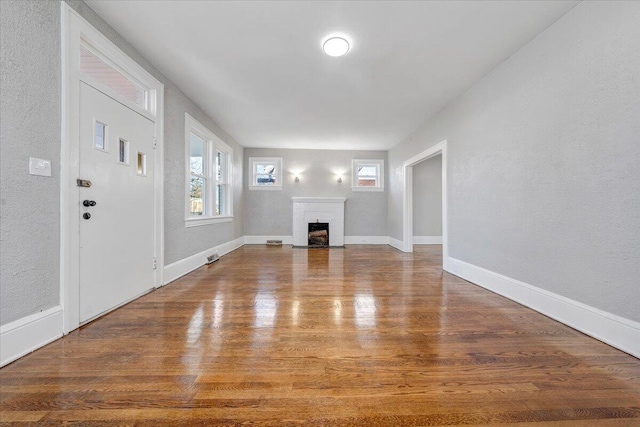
291,197,345,247
308,222,329,247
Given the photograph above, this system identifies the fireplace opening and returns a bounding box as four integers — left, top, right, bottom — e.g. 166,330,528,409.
308,222,329,248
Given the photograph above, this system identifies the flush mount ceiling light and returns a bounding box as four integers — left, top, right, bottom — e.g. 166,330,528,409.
323,37,350,57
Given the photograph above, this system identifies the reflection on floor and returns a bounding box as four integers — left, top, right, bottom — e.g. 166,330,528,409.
1,245,639,425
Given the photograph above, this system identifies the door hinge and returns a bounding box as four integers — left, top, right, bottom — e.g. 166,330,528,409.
153,137,157,150
153,258,157,270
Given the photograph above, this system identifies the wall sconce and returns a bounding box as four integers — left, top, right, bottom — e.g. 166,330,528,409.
291,169,304,183
337,176,342,183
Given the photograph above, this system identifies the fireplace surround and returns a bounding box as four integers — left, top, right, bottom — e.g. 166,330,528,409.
292,197,345,247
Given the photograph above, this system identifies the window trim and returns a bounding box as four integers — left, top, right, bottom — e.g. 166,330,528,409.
352,159,384,191
249,157,283,190
184,113,233,227
79,41,156,121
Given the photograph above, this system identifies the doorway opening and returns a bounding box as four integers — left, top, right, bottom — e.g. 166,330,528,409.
412,154,443,247
402,140,448,270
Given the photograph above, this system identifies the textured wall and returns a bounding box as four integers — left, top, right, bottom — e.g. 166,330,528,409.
244,148,387,237
0,0,61,325
163,85,244,264
0,0,245,326
66,1,245,266
412,155,442,237
388,1,640,321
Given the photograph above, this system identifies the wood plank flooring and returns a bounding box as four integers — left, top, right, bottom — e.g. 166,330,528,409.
1,245,639,426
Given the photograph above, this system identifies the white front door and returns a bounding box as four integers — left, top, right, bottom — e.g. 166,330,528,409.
78,81,155,323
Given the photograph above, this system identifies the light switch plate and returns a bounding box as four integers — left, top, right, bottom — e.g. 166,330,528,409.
29,157,52,177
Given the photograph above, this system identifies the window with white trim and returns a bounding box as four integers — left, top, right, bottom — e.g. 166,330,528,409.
185,113,233,226
80,44,151,114
249,157,282,190
352,159,384,191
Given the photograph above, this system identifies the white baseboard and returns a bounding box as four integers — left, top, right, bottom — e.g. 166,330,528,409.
344,236,389,245
447,257,640,358
163,236,244,285
218,236,245,257
413,236,443,245
0,306,63,367
245,236,390,245
388,237,404,251
244,235,293,245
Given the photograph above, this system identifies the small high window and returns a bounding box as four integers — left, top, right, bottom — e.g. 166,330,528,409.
249,157,283,190
352,159,384,191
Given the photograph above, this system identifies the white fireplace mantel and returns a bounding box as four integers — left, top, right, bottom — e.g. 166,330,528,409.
292,197,346,247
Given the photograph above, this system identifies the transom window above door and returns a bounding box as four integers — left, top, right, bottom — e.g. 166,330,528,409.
79,45,155,117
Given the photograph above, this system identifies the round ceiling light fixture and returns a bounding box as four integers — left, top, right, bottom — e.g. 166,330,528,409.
323,37,350,57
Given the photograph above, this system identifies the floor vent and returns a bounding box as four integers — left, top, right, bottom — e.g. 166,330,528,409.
206,253,219,264
266,240,283,246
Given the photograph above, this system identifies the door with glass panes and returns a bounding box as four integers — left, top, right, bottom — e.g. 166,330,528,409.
78,81,155,323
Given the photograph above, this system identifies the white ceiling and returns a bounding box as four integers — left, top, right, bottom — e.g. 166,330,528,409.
86,1,578,150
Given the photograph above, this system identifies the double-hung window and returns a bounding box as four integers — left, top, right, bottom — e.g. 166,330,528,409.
215,150,229,216
352,159,384,191
185,113,233,226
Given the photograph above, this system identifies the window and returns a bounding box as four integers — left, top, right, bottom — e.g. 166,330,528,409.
137,152,147,176
118,138,129,164
189,132,206,216
215,151,228,216
249,157,282,190
94,121,107,151
80,45,148,111
352,159,384,191
185,113,233,226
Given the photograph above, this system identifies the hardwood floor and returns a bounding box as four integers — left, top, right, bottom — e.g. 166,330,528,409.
1,245,639,426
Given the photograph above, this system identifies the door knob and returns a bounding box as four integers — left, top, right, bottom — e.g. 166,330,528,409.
83,200,97,207
83,212,91,220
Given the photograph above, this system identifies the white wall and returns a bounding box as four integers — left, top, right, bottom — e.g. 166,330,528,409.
389,1,640,323
244,148,388,239
412,155,442,239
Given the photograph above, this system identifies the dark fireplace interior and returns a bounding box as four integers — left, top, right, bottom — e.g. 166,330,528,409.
308,222,329,247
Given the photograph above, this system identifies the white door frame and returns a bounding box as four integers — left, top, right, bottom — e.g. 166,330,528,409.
402,140,449,270
60,3,164,334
